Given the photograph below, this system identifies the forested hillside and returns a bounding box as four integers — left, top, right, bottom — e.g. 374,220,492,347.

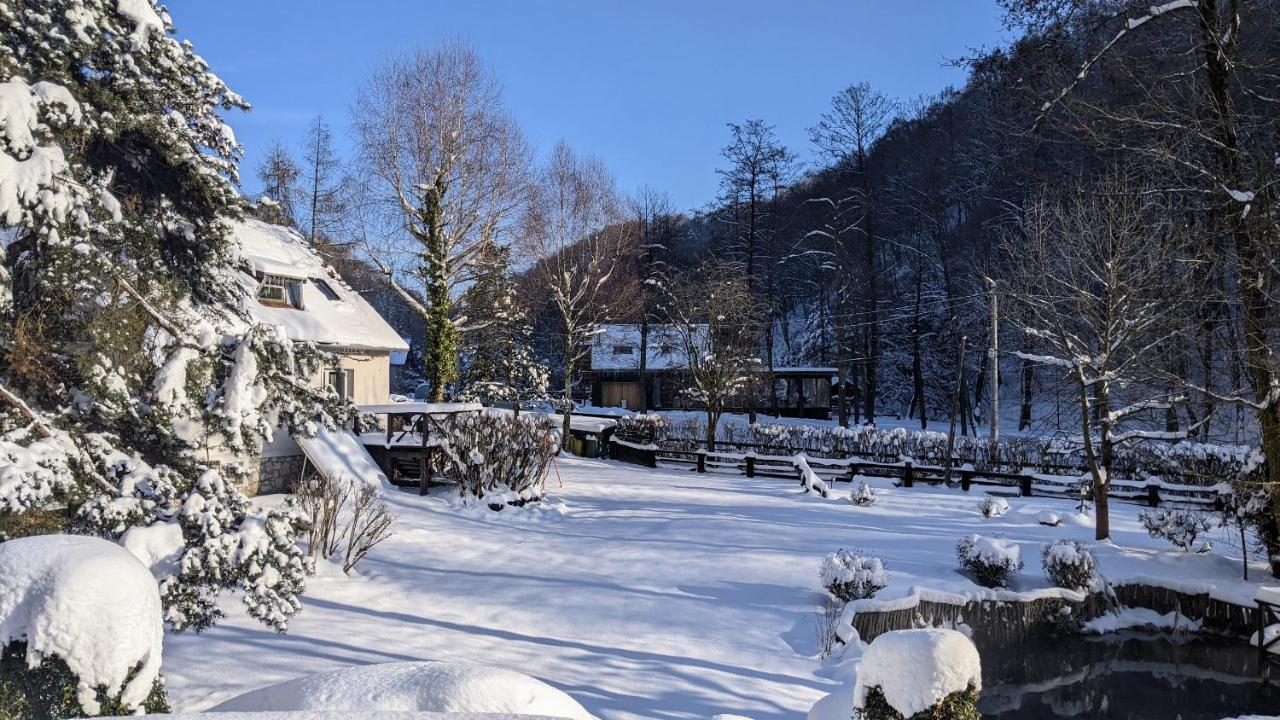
523,0,1278,453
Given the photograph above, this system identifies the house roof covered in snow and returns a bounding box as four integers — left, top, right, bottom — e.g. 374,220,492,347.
589,324,691,370
232,219,409,352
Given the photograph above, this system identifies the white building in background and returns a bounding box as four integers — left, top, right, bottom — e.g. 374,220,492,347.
230,219,409,493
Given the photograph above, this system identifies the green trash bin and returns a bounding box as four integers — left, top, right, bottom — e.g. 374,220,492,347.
581,434,599,458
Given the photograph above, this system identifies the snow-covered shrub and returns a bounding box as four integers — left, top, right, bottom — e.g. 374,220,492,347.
291,474,395,574
1138,509,1216,552
0,536,167,717
442,412,557,505
956,534,1022,588
820,549,887,602
850,480,877,507
615,413,666,445
1041,540,1098,591
853,629,982,720
212,660,594,719
976,495,1009,518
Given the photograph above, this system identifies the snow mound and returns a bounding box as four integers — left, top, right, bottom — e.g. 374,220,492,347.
120,521,186,577
213,661,596,719
121,714,575,720
852,629,981,718
0,534,163,714
1250,624,1280,654
1036,511,1062,526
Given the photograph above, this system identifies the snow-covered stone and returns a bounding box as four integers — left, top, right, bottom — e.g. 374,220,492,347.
213,661,596,719
0,534,163,715
852,629,981,718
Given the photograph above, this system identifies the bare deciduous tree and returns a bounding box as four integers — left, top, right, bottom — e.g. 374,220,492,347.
352,41,532,401
666,262,764,450
809,82,898,424
1006,181,1191,540
522,142,631,439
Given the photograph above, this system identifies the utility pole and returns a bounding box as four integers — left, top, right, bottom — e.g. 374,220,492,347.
987,277,999,447
945,334,967,484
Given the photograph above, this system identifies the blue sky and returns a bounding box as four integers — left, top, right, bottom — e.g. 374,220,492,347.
171,1,1010,213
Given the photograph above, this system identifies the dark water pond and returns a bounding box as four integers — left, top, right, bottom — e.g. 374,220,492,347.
976,631,1280,719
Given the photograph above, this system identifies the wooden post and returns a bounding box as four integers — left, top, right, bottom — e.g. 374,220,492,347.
745,454,755,478
419,452,430,496
696,450,706,473
903,461,914,488
1147,484,1160,508
961,470,972,492
1020,474,1032,497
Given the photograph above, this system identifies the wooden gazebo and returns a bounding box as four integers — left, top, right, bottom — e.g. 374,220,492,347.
357,402,483,495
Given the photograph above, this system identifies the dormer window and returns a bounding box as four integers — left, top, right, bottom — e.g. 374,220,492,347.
313,278,340,301
258,274,301,308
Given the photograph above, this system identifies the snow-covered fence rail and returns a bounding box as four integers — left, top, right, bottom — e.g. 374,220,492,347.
611,437,1228,508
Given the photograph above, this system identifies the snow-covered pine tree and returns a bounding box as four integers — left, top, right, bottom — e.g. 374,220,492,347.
0,0,353,632
458,243,548,408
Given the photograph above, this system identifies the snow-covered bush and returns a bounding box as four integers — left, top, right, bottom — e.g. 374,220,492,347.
956,534,1022,588
1138,509,1216,552
976,495,1009,518
442,412,557,505
1041,540,1098,591
291,473,395,574
820,549,887,602
850,480,877,507
212,660,594,719
615,413,666,445
853,629,981,720
0,536,167,717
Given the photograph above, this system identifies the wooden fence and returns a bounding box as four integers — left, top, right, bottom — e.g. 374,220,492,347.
611,437,1227,509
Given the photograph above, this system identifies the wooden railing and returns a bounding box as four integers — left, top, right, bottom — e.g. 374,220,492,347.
611,437,1228,509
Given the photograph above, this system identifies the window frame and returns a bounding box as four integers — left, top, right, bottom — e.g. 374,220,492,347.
325,367,355,400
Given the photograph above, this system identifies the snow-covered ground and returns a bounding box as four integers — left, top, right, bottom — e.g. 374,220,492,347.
164,456,1267,719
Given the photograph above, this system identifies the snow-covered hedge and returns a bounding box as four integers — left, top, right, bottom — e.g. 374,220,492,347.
614,414,666,445
1138,509,1216,552
212,660,595,719
955,534,1022,588
443,412,557,507
667,419,1261,488
853,629,981,720
820,549,886,602
0,535,167,717
1041,539,1098,591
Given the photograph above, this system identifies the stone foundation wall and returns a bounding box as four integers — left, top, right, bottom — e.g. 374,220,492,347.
256,454,306,495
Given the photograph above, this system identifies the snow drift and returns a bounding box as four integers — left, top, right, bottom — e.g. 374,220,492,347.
0,534,164,714
212,661,596,719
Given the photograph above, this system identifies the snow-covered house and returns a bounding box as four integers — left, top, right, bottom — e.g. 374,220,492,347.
585,324,834,418
231,219,409,493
